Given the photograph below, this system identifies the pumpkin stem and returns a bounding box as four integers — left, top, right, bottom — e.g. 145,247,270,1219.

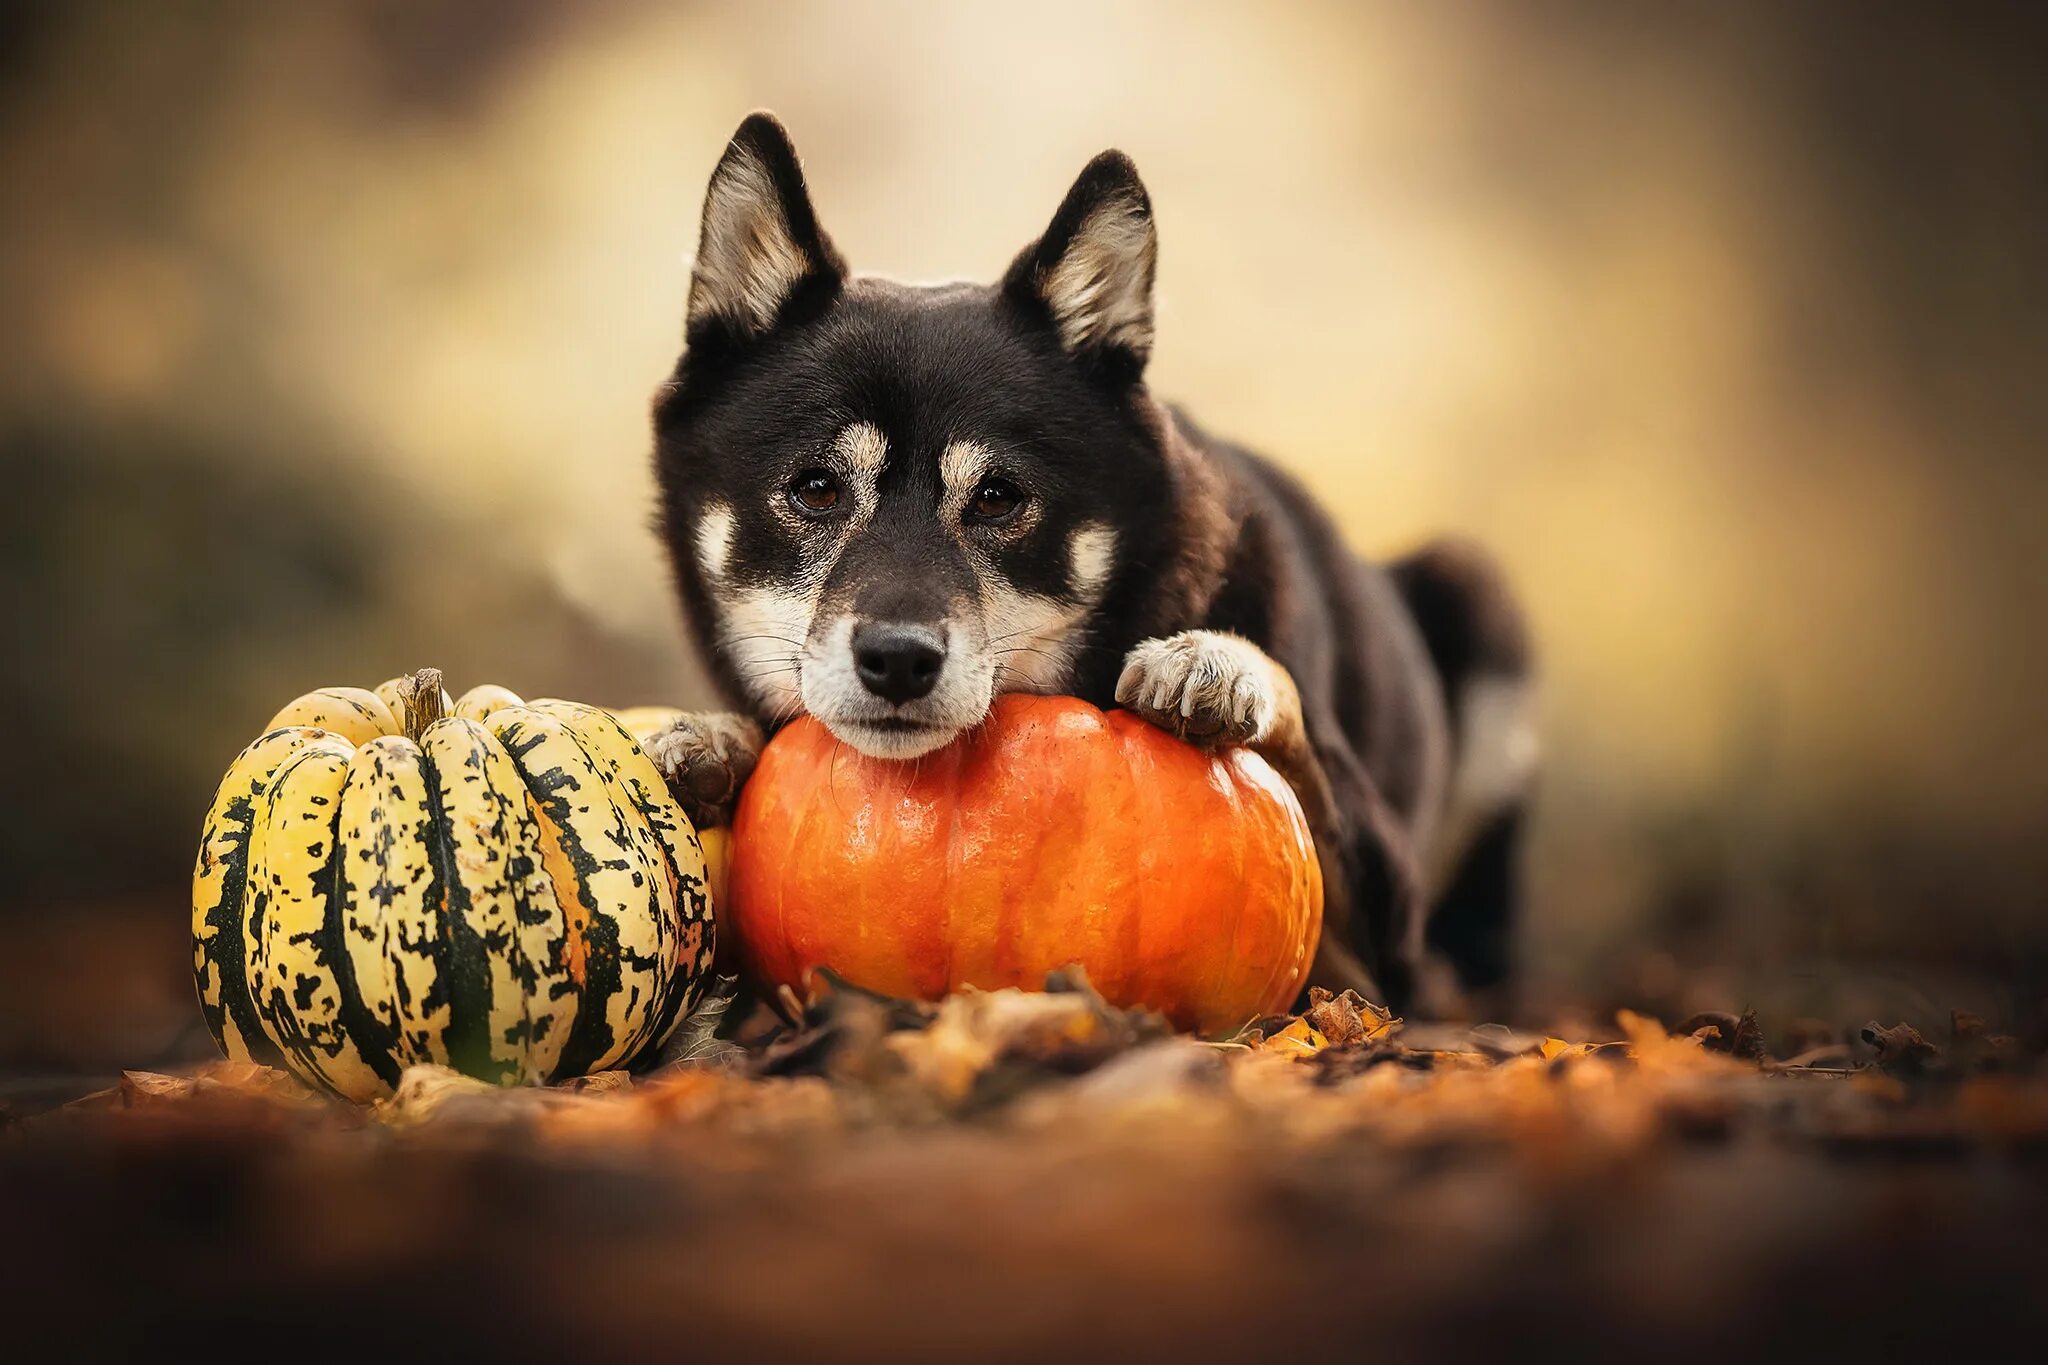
398,667,445,742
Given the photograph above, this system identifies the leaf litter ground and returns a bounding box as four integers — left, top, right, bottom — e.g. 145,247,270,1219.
5,972,2046,1363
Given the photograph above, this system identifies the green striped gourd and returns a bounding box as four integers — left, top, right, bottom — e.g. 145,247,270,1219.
192,669,714,1102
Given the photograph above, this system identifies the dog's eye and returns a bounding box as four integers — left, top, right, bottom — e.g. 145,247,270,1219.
787,468,843,516
966,477,1026,525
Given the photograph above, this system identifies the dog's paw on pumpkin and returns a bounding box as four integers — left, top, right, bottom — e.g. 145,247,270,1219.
1114,630,1278,748
646,711,763,827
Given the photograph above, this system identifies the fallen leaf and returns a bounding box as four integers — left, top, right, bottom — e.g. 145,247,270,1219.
118,1071,195,1106
1302,986,1402,1047
1465,1022,1546,1058
1019,1039,1232,1124
645,974,748,1073
1617,1010,1736,1073
556,1070,633,1095
116,1063,321,1109
757,971,932,1083
1677,1010,1766,1060
1260,1017,1330,1058
1860,1021,1939,1075
890,978,1162,1103
374,1065,505,1126
1228,1014,1301,1048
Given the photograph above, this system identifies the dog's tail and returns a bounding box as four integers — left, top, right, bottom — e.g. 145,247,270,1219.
1390,538,1534,739
1388,537,1537,992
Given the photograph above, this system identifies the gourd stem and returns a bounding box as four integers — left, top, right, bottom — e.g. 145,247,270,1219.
399,667,445,742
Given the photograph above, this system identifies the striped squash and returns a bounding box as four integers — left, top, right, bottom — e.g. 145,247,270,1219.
192,669,716,1101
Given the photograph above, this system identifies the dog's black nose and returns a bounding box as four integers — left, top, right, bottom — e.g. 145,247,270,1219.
852,623,945,704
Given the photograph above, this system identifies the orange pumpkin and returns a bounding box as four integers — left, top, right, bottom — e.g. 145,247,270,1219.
727,694,1323,1034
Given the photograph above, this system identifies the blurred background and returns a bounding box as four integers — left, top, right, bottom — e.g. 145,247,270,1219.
4,0,2044,1082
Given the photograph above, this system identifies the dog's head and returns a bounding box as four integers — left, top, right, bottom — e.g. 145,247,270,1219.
654,113,1177,758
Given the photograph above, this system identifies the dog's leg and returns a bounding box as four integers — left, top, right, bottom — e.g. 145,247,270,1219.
1114,630,1291,744
1118,631,1439,1012
1423,803,1525,1015
1116,631,1353,951
1115,629,1346,851
1389,538,1537,1014
644,712,764,829
1316,743,1430,1012
1114,631,1357,853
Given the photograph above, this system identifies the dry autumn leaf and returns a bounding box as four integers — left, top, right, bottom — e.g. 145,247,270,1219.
1860,1021,1940,1075
1260,1017,1331,1058
1302,986,1402,1047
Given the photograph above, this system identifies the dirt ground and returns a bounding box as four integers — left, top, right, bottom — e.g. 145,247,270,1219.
5,973,2046,1364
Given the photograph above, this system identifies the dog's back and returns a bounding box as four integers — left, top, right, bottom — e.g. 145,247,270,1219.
1169,414,1536,1007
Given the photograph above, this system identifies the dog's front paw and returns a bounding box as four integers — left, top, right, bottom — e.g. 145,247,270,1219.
645,712,763,828
1114,631,1278,748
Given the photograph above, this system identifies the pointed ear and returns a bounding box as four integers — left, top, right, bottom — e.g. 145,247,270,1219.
1003,150,1157,373
687,112,846,343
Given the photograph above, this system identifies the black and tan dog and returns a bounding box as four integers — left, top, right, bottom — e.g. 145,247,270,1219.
646,113,1535,1013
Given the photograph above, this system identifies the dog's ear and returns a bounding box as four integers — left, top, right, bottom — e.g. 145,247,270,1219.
687,112,846,343
1004,150,1157,374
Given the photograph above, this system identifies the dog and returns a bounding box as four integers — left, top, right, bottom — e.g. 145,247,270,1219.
645,113,1536,1014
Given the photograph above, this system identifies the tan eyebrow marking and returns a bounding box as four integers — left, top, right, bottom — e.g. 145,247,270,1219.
834,421,888,476
939,439,994,491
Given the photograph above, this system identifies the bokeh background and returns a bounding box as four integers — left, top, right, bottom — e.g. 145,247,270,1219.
5,1,2044,1082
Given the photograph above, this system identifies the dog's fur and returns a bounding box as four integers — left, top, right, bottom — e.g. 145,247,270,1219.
648,114,1535,1012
